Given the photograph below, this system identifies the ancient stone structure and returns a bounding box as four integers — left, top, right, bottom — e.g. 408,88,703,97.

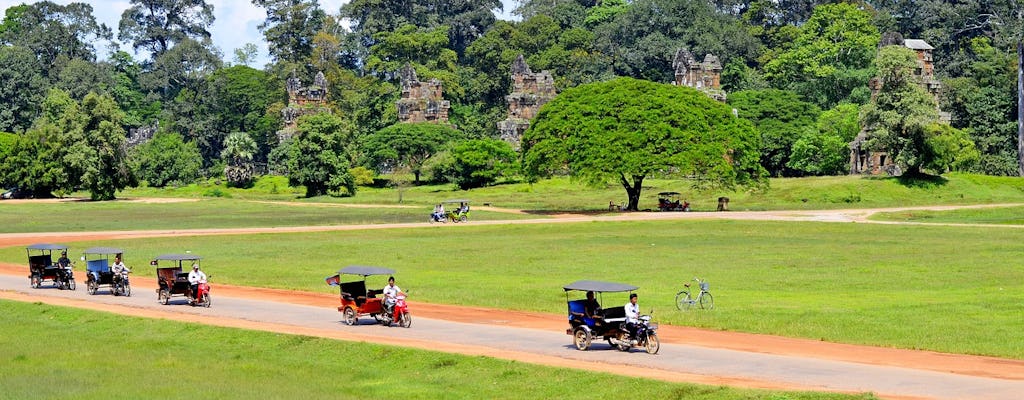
850,37,948,175
279,71,330,142
126,121,158,148
396,64,450,123
497,55,557,150
672,48,726,102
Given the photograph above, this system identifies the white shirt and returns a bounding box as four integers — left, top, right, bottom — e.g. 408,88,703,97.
112,261,130,275
188,269,207,284
624,301,640,323
383,284,402,298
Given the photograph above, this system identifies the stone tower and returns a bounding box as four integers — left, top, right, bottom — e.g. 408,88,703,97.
395,64,450,123
497,55,557,150
279,71,330,142
672,48,726,102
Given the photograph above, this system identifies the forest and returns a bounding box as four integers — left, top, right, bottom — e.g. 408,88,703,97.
0,0,1020,200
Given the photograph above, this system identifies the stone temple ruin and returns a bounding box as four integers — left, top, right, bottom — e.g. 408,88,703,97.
279,71,330,142
672,48,726,102
498,55,557,150
396,64,450,123
849,36,949,175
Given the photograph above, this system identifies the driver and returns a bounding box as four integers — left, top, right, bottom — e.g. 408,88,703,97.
111,254,130,282
57,251,72,280
382,276,403,315
188,264,206,299
623,293,640,344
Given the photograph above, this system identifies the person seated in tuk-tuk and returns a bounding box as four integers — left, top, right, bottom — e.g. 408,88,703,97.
112,254,130,282
382,276,404,315
188,264,206,299
458,202,469,215
584,291,602,321
57,251,72,279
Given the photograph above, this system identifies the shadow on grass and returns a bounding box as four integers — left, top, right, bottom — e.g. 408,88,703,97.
894,172,949,189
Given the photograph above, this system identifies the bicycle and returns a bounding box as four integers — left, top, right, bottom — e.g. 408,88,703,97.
675,278,713,310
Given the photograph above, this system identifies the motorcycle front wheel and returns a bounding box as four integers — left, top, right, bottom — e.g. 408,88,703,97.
644,333,660,355
123,283,132,297
399,312,411,328
68,279,75,291
202,293,211,308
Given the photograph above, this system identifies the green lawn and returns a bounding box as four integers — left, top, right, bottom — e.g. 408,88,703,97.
0,198,530,233
4,219,1022,359
872,205,1024,225
0,300,873,400
110,173,1024,212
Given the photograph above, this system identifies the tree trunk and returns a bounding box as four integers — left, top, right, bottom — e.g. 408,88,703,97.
619,173,645,211
1018,40,1024,176
413,170,420,184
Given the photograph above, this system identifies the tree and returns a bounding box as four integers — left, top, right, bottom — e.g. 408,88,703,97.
202,65,281,162
252,0,325,64
75,92,136,200
363,122,460,183
131,131,201,187
287,114,356,197
762,3,879,108
523,77,766,211
0,45,47,133
233,43,259,66
443,138,518,189
118,0,214,57
728,89,821,176
222,132,258,187
0,2,112,77
860,46,946,175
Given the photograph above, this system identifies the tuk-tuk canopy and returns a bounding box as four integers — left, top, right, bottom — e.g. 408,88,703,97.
563,280,638,293
442,199,470,204
82,247,125,256
657,192,680,196
338,265,394,276
153,254,202,262
26,243,68,251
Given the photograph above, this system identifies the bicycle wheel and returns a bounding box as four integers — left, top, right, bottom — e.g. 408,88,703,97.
675,291,693,310
699,292,714,310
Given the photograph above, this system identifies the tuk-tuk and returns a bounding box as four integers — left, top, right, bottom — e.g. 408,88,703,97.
153,254,210,307
443,199,471,223
83,247,131,296
564,280,659,354
657,192,689,211
26,243,74,290
328,266,410,327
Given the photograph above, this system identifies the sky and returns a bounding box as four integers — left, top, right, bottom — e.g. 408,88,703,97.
0,0,519,68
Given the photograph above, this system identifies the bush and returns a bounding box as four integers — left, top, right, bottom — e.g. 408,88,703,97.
349,166,376,186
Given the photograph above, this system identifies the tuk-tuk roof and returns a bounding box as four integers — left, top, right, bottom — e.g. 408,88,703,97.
563,280,638,292
153,254,202,261
26,243,68,251
442,199,470,203
338,265,394,276
82,247,124,255
658,192,680,196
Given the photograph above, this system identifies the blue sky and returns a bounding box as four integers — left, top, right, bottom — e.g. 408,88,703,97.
0,0,519,68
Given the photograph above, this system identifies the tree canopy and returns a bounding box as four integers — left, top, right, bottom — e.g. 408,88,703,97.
523,77,766,210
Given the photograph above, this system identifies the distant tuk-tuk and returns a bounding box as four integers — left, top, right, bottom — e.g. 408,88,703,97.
328,266,410,327
657,192,689,212
26,243,74,290
83,247,131,296
443,199,471,223
153,254,210,307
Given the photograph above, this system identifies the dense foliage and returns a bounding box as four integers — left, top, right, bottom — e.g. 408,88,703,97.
1,0,1021,199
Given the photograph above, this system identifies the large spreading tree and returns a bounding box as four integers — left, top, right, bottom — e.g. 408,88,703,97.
363,122,461,183
522,77,766,211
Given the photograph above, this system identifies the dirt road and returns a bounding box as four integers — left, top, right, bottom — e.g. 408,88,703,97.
3,204,1024,399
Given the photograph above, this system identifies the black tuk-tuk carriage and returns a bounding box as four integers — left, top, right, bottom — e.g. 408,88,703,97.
26,243,74,290
83,247,131,296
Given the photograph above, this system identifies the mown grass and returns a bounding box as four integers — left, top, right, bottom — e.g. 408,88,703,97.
0,300,874,400
872,206,1024,225
109,173,1024,212
0,198,530,233
4,219,1022,359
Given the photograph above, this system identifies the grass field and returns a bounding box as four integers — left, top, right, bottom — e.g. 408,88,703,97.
0,300,874,400
0,198,531,233
110,173,1024,212
4,219,1022,359
872,206,1024,225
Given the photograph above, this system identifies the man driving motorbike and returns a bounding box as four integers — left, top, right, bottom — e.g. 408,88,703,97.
188,264,206,299
111,254,130,283
57,251,72,280
382,276,403,315
623,293,640,344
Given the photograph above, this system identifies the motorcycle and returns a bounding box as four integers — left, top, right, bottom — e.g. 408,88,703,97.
609,315,660,354
381,294,411,328
188,279,212,308
429,211,447,224
57,263,76,290
112,270,131,296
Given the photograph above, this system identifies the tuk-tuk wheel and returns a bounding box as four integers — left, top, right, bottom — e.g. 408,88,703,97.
343,307,357,326
459,215,467,223
573,328,591,351
87,280,98,295
30,275,40,288
158,289,169,305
